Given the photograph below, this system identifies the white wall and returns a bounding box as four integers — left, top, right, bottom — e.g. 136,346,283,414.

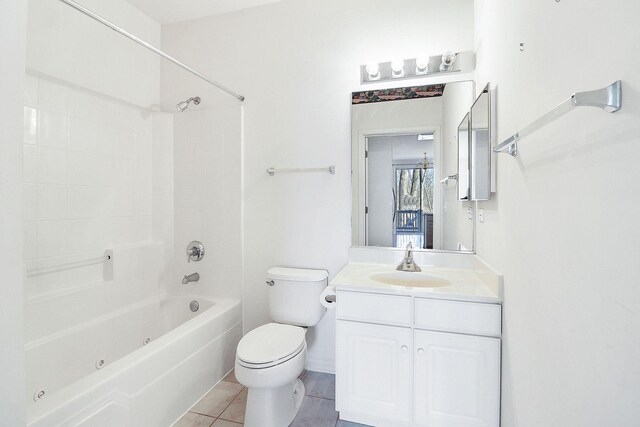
0,1,27,424
27,0,161,108
161,0,474,371
474,1,640,425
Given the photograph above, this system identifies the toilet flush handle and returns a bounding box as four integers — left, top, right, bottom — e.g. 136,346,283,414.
266,280,275,287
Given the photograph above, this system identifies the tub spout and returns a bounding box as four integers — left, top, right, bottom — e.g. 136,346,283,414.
182,272,200,284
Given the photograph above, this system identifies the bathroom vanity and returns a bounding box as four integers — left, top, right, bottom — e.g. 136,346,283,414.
332,250,502,427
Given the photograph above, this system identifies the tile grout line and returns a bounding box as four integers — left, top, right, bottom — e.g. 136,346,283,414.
304,393,335,401
187,380,245,420
217,385,246,424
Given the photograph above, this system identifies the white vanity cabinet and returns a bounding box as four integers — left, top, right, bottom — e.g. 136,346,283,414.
336,321,413,423
336,290,501,427
413,330,500,427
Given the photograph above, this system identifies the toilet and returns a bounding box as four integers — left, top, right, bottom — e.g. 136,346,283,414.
234,267,328,427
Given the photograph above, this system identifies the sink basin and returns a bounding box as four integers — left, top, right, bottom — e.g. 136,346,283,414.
370,272,451,288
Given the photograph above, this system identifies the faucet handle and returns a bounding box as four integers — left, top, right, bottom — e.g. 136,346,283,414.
186,241,205,263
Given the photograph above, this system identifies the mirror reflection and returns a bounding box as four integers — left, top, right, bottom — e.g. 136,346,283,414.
457,113,470,201
351,81,475,252
470,85,491,201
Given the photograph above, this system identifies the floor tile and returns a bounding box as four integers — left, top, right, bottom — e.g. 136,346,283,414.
219,387,248,423
302,371,335,400
223,369,239,384
191,381,244,418
173,411,215,427
290,396,338,427
211,419,243,427
336,419,373,427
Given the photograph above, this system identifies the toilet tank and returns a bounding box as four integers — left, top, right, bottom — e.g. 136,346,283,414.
267,267,328,327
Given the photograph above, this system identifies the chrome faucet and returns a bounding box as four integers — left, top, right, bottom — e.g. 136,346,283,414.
396,242,421,272
182,272,200,285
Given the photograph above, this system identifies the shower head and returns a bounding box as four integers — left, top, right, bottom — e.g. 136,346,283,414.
176,96,201,112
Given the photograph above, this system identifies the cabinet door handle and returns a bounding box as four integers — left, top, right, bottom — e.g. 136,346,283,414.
401,345,408,352
417,348,425,355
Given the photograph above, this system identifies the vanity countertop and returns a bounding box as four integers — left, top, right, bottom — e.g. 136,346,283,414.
331,262,501,304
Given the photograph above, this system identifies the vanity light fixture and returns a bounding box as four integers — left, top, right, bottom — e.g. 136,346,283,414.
360,51,461,84
417,134,434,141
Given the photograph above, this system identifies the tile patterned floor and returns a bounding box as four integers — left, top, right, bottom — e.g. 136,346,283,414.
174,370,371,427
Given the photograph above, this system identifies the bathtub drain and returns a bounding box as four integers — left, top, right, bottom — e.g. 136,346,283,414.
33,390,45,402
95,359,105,370
190,300,199,312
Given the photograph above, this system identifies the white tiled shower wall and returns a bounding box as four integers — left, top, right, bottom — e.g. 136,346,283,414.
22,71,243,343
22,73,173,342
169,107,243,302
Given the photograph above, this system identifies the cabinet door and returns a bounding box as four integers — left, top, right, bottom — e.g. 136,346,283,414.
336,321,413,423
414,330,500,427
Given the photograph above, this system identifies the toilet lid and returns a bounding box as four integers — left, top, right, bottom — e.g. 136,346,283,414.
237,323,306,365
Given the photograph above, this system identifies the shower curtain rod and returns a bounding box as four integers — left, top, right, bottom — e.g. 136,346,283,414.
57,0,245,102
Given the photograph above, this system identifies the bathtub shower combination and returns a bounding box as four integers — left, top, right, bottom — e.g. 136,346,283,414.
24,0,246,425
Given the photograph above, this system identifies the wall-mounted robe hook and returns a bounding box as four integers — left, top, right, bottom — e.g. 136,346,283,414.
519,43,525,51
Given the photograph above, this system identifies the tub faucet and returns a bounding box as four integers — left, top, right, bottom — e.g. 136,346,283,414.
397,242,421,272
182,272,200,285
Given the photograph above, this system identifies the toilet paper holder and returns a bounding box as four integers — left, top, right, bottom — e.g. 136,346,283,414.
320,286,337,309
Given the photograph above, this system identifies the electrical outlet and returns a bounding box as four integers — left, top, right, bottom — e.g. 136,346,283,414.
467,207,473,220
478,208,484,223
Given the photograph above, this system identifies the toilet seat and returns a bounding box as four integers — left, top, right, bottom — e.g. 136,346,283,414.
237,323,306,369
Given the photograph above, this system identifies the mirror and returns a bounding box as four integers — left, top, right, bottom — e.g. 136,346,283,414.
351,81,476,252
470,84,491,201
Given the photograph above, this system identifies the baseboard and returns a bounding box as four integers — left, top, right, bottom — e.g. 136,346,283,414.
305,358,335,374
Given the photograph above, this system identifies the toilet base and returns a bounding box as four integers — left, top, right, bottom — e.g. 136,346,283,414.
244,378,305,427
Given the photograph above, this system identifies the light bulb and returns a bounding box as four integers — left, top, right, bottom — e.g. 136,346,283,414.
415,56,429,73
391,59,404,76
365,62,380,79
439,51,456,72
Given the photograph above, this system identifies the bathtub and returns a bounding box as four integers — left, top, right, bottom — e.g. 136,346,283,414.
26,295,242,426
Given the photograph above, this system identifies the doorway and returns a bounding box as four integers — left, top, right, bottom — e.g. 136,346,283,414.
365,133,436,249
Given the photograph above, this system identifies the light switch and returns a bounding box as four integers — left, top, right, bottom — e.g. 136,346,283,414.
467,207,473,220
479,208,484,223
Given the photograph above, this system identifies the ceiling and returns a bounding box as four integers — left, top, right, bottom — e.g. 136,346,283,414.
125,0,287,24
